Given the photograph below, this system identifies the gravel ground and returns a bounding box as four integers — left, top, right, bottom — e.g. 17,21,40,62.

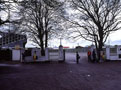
1,53,121,90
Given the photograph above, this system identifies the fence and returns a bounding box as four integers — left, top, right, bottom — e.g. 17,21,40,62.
48,49,59,60
106,46,121,60
45,46,64,62
90,45,121,61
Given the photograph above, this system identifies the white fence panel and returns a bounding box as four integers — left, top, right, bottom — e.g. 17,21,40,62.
12,50,21,61
49,50,59,61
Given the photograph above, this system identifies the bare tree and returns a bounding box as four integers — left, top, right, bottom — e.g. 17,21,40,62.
0,0,22,33
0,0,10,26
65,0,121,60
18,0,63,56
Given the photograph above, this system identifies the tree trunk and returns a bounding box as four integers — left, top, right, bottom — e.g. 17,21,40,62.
97,27,103,61
94,38,99,62
97,48,100,62
45,31,48,48
41,46,45,56
40,37,45,56
97,39,103,61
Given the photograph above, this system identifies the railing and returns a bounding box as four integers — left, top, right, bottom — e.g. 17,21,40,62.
45,47,64,62
48,49,59,60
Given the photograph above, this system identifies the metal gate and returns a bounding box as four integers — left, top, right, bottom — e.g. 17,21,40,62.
64,48,88,63
65,49,76,63
48,49,59,61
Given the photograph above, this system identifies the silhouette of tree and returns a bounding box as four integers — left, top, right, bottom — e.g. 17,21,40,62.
66,0,121,60
18,0,63,56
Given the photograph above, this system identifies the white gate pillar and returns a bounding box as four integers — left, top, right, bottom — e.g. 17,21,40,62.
106,46,110,60
59,45,64,61
45,48,49,60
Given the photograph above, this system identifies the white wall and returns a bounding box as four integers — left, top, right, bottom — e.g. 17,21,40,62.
12,50,21,61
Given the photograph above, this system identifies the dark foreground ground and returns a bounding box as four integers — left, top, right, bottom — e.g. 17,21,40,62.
1,57,121,90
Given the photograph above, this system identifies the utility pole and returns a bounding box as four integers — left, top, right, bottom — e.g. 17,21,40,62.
8,0,11,33
108,36,111,46
60,38,62,46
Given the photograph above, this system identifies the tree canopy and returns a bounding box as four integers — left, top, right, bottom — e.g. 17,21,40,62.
62,0,121,60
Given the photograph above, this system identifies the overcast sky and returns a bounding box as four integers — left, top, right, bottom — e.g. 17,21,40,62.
1,1,121,48
26,30,121,48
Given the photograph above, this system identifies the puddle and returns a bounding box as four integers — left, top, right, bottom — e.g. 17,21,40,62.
0,64,21,67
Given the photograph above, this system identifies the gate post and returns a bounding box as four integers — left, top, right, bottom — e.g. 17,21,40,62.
45,48,49,61
63,49,65,61
59,45,64,62
106,46,110,60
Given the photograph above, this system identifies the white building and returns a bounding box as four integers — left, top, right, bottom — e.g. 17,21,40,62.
90,45,121,61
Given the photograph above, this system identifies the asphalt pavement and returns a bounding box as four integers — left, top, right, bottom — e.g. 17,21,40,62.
1,53,121,90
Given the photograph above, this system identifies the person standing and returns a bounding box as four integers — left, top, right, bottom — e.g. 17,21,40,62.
76,51,80,64
87,50,91,62
33,51,37,61
92,49,96,62
22,52,25,63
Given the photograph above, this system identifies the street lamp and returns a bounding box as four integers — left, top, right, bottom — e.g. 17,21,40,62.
60,38,62,46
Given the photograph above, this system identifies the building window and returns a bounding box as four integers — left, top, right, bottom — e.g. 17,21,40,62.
110,48,117,56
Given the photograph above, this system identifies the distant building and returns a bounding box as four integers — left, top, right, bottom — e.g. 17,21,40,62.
63,46,69,49
0,32,27,48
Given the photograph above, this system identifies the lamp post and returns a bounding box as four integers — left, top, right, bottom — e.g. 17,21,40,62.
60,38,62,46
